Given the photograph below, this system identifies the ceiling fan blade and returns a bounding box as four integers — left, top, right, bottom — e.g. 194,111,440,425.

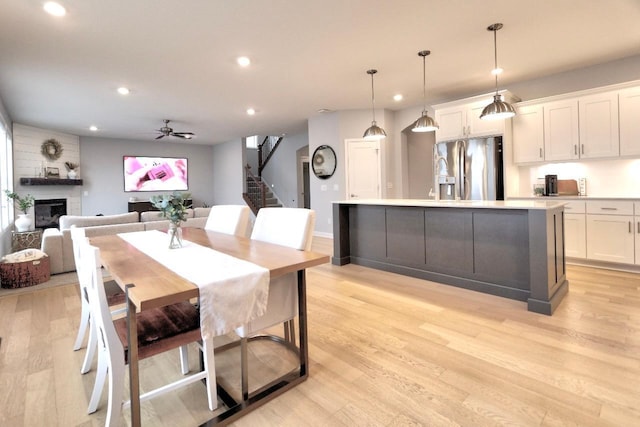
173,132,194,137
155,134,165,139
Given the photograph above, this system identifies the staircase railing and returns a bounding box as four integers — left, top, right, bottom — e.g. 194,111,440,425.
257,135,283,177
243,164,266,215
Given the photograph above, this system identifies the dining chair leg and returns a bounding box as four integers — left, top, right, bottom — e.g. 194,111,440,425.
106,353,126,427
179,345,189,375
283,320,296,346
73,299,90,351
87,348,108,414
201,339,217,410
241,336,249,401
81,319,98,374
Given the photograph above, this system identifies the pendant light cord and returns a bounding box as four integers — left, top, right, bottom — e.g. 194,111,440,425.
422,54,427,112
368,69,377,123
493,27,499,95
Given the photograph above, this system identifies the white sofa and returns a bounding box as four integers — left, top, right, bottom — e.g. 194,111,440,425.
41,207,211,274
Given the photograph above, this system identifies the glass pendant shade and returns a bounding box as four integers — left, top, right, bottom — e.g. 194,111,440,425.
363,69,386,140
412,50,439,132
480,23,516,121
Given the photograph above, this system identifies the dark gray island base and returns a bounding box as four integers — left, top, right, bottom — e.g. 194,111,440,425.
332,199,569,315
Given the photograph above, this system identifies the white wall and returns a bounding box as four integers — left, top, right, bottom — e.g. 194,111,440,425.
80,135,215,215
261,131,309,208
519,158,640,198
211,138,245,204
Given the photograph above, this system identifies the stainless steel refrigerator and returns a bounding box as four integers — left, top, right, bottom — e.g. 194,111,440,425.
434,136,504,201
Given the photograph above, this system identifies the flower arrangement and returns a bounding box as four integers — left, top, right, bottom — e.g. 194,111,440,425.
149,191,192,225
65,161,79,171
5,190,35,214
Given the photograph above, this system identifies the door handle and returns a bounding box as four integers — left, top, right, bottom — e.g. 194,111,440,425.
600,207,618,211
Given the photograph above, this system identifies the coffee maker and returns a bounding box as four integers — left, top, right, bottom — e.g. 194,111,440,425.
544,174,558,196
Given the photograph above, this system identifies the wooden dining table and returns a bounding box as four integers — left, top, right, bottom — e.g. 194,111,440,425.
90,227,329,426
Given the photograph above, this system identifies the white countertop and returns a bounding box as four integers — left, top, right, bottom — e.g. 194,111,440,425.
509,196,640,201
333,199,566,210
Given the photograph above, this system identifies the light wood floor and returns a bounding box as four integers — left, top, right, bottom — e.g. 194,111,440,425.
1,236,639,426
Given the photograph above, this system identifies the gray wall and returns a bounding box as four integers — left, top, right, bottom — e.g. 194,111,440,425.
262,131,309,208
406,128,435,199
80,136,215,215
211,138,245,205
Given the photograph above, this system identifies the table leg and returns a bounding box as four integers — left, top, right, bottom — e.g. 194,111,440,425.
125,284,141,427
297,270,308,377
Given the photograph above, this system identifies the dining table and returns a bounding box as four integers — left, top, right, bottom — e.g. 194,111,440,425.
90,227,329,426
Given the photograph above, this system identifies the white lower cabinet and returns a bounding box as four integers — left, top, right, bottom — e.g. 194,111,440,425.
585,201,635,264
564,201,586,258
636,202,640,265
565,213,586,258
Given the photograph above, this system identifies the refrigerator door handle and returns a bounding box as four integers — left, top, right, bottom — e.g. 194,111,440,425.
457,141,465,200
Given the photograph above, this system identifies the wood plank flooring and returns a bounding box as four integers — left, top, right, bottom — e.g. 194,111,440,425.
0,237,639,426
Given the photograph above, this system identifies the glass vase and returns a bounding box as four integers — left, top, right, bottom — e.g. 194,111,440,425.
168,222,183,249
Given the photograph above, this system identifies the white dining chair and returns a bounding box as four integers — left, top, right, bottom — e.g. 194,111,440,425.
235,207,315,400
70,226,127,374
204,204,251,237
81,241,217,425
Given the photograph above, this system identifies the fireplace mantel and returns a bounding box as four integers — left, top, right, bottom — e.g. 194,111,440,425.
20,177,83,186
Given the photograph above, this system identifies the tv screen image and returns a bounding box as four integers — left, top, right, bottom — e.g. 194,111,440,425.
124,156,188,192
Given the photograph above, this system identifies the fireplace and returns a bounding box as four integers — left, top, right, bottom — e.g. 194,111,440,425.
34,198,67,229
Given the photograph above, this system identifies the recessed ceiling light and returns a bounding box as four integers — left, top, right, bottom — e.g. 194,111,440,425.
237,56,251,67
89,125,98,131
491,67,503,75
117,87,130,95
393,94,403,101
317,108,332,113
246,108,256,115
43,2,66,17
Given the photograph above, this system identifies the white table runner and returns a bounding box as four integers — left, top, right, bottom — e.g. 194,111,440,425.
118,230,269,340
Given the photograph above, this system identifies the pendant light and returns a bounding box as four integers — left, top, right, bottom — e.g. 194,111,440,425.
480,23,516,121
363,69,387,140
412,50,439,132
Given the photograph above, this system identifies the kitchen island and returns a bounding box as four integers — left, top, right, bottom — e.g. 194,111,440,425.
332,199,568,315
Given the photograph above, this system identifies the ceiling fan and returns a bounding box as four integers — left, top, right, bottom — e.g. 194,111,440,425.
155,119,195,140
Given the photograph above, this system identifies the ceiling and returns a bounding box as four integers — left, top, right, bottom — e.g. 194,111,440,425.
1,0,640,145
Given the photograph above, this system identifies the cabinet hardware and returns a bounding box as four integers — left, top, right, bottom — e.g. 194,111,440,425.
638,222,639,234
574,145,577,155
629,221,632,233
600,207,617,211
539,148,543,158
581,144,585,155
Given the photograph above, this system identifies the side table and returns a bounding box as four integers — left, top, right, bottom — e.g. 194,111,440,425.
12,229,43,252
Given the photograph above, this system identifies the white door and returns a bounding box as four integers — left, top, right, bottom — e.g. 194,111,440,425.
544,99,579,161
586,214,635,264
564,213,586,258
345,139,381,200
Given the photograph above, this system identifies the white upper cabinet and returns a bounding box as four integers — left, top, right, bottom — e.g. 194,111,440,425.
435,106,467,141
512,104,544,164
434,93,513,142
578,91,619,159
543,99,579,161
619,86,640,157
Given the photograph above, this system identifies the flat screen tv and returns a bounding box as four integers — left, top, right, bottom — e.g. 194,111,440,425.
123,156,188,192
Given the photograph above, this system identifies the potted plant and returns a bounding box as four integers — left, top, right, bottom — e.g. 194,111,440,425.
149,191,192,248
5,190,35,232
65,161,79,179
